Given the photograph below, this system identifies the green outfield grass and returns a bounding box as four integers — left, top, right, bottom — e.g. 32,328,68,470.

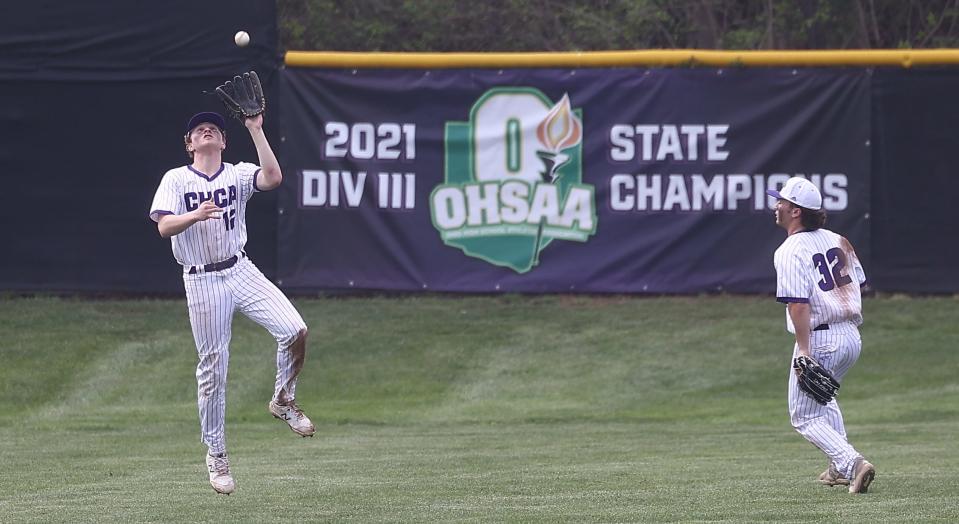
0,295,957,522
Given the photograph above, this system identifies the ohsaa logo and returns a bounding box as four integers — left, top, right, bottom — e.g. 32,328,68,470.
431,87,597,273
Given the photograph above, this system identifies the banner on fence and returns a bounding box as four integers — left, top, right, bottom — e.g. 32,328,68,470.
278,68,869,293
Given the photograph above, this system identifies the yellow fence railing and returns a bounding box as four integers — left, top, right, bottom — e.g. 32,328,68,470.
285,49,959,69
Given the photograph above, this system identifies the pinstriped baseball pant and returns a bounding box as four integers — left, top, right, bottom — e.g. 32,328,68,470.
788,322,863,479
183,256,307,455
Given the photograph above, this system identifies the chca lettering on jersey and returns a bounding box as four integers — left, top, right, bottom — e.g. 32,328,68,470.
185,186,238,211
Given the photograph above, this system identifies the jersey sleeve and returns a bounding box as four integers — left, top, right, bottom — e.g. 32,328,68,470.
849,247,867,285
774,244,814,303
853,261,867,285
149,171,180,222
235,161,263,201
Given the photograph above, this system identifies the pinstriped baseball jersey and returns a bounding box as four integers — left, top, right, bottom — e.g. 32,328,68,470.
774,228,866,334
149,162,260,266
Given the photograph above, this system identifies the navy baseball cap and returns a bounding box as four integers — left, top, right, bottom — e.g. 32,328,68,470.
185,112,226,134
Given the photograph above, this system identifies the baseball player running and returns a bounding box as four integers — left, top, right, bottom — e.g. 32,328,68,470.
149,110,314,495
768,177,876,494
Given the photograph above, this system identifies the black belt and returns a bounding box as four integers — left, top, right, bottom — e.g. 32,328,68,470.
187,252,244,274
813,324,829,331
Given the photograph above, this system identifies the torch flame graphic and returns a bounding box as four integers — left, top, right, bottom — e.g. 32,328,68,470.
531,94,583,268
536,94,582,183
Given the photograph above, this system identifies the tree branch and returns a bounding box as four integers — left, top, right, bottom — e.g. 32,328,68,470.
918,0,951,47
867,0,882,46
765,0,775,48
854,0,872,47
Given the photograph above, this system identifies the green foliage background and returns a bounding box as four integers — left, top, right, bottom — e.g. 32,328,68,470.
278,0,959,52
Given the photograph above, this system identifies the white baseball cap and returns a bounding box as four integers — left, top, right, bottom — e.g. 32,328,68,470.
766,177,822,210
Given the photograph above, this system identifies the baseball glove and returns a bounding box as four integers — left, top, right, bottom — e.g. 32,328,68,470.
793,355,840,405
215,71,265,120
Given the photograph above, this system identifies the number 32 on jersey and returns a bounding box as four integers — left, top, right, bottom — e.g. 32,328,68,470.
813,247,852,291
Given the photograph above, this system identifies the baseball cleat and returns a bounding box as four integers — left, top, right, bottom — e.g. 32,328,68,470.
848,457,876,494
269,400,315,437
819,462,850,486
206,452,235,495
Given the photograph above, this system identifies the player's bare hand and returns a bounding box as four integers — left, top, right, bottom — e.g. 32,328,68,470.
244,113,263,131
193,200,223,222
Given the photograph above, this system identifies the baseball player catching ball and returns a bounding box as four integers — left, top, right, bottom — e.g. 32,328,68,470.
149,107,314,495
768,176,876,494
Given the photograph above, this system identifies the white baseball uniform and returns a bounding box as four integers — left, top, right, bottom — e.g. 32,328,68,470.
150,162,307,455
774,227,866,480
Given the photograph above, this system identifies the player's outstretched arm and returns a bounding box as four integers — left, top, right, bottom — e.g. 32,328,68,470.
157,201,222,238
245,114,282,190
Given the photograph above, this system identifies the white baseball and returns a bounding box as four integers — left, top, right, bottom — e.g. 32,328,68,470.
234,31,250,47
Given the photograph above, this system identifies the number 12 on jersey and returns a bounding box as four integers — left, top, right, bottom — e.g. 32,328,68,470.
223,208,236,230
